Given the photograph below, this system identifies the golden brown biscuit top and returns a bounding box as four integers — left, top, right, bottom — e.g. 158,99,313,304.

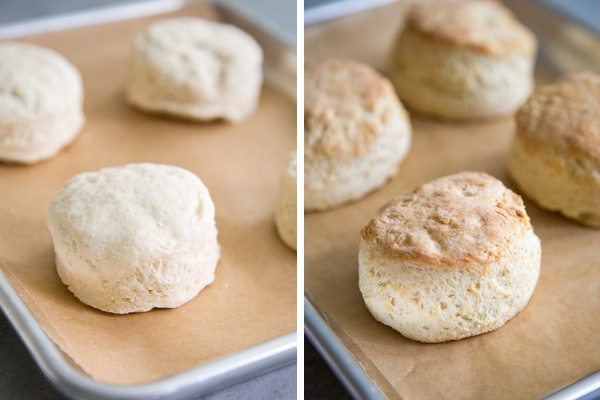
361,172,531,269
304,59,405,158
407,0,536,57
516,72,600,167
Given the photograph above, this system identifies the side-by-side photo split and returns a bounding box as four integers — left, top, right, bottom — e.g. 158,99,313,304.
0,0,598,399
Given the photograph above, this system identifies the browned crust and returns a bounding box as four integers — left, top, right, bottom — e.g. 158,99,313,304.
516,71,600,168
304,58,404,158
405,0,536,57
361,172,531,269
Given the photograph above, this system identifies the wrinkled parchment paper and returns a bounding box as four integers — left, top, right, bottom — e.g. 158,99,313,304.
0,3,296,384
305,3,600,399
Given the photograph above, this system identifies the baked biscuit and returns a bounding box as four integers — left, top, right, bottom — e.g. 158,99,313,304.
389,0,537,119
508,72,600,227
305,59,412,211
359,172,541,342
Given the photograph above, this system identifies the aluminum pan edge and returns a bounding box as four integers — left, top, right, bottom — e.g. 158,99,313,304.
0,268,296,400
304,297,384,400
306,292,600,400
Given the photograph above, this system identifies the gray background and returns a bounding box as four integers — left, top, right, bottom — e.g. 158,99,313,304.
304,0,599,34
0,0,296,399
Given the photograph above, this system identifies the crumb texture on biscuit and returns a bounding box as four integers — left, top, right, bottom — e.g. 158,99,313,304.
359,171,541,342
304,59,412,211
516,72,600,168
508,135,600,227
359,229,540,342
305,59,406,158
47,163,220,314
407,0,536,56
509,72,600,226
361,172,530,268
126,17,263,122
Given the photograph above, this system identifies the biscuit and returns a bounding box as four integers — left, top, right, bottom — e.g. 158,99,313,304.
0,42,84,164
47,163,220,314
276,151,297,250
305,59,412,211
508,72,600,227
126,17,263,123
389,0,537,119
359,172,541,342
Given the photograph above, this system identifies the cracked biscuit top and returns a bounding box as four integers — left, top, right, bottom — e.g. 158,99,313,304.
361,172,531,269
304,59,406,159
516,71,600,168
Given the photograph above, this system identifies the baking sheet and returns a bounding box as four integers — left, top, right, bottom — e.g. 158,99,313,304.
0,2,296,385
304,2,600,400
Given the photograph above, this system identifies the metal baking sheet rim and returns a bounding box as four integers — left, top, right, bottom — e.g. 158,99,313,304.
305,296,600,400
0,1,297,399
0,268,296,400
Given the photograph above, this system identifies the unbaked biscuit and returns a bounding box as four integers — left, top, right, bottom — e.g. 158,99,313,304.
0,42,84,164
389,0,537,119
305,59,412,211
508,72,600,227
126,17,263,123
47,163,220,314
359,172,541,342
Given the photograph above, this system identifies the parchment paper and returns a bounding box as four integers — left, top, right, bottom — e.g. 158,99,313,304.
305,3,600,399
0,3,296,384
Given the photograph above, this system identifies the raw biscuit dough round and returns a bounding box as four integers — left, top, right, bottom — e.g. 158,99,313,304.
0,42,84,164
126,17,263,123
47,163,220,314
304,59,412,211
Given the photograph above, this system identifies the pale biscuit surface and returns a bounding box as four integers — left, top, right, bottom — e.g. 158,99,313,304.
47,163,220,314
0,42,84,163
126,17,263,122
276,152,297,250
389,0,536,119
305,59,411,211
359,172,541,342
508,72,600,226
